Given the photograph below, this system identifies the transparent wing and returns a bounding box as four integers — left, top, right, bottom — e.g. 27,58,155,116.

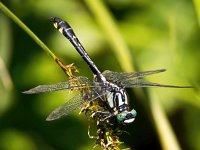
102,69,191,88
46,94,84,121
102,69,166,83
122,78,192,88
46,88,107,121
22,76,93,94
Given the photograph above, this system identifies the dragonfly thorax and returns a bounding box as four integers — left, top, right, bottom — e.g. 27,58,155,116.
104,82,136,123
106,84,128,112
105,82,137,124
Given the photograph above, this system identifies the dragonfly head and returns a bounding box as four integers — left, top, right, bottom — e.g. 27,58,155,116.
117,109,137,124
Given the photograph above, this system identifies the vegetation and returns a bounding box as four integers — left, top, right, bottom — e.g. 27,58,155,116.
0,0,199,150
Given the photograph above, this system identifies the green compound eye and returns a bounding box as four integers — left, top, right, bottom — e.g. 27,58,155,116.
117,112,127,122
131,109,137,117
117,109,137,124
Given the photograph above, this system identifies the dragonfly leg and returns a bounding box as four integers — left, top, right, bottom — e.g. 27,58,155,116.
91,111,115,122
91,110,111,118
88,124,97,139
100,114,114,122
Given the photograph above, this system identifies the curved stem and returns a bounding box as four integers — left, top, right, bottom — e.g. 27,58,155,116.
0,2,72,75
0,2,57,60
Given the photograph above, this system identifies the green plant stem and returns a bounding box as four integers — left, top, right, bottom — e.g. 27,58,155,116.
84,0,135,72
150,90,181,150
0,56,13,90
0,2,57,61
85,0,181,150
193,0,200,27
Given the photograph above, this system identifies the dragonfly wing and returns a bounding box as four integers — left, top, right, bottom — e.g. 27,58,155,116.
123,78,192,88
102,69,166,83
22,81,72,94
46,94,84,121
23,76,91,94
46,89,108,121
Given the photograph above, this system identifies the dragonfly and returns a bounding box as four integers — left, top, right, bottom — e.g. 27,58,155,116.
23,17,192,124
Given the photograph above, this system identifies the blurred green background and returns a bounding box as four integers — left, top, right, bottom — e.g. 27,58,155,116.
0,0,199,150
